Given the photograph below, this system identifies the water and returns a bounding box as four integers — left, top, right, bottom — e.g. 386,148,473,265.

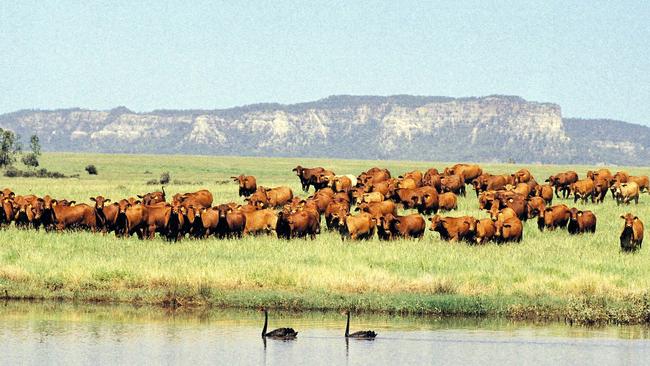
1,302,649,365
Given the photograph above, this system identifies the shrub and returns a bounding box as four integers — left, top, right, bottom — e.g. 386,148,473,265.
21,153,39,168
85,164,98,175
160,172,170,184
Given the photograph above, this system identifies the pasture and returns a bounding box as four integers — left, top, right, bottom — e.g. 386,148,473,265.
1,153,649,324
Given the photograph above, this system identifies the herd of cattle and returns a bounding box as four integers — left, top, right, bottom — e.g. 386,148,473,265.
0,163,646,251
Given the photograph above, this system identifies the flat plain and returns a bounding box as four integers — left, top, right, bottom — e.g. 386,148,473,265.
1,153,649,324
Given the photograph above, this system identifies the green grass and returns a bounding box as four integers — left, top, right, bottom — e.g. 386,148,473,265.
1,152,650,324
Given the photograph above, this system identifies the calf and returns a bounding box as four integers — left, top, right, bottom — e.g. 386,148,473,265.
567,208,597,234
620,213,644,252
428,215,474,242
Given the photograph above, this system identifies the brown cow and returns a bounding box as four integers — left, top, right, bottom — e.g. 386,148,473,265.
513,168,533,183
534,184,554,205
356,201,397,219
137,187,166,205
440,175,466,196
173,189,213,208
438,192,457,211
114,199,148,239
593,176,611,203
284,209,320,239
231,175,257,197
415,186,439,214
470,218,496,245
241,207,278,235
52,203,98,232
248,186,293,208
359,191,384,204
293,166,326,192
614,181,640,205
485,175,508,192
376,213,425,240
336,212,376,240
325,201,350,230
568,208,596,234
526,196,546,219
488,204,517,223
428,215,474,242
144,203,173,239
391,188,420,209
471,173,492,196
399,171,423,187
538,204,571,231
357,168,391,186
0,197,15,227
587,168,612,182
494,217,523,243
547,171,579,199
328,175,354,194
422,168,440,187
570,179,595,204
89,196,112,233
628,175,650,193
620,213,644,252
210,204,245,238
444,164,482,184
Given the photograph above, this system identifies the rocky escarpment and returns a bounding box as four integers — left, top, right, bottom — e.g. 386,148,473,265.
1,95,648,165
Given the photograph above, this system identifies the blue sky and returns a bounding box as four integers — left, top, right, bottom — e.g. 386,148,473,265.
1,1,648,123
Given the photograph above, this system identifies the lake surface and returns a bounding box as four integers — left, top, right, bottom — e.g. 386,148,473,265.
1,301,649,365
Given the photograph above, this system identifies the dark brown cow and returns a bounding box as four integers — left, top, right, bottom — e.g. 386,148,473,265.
231,175,257,197
293,166,327,192
570,179,595,203
440,175,466,196
620,213,644,252
137,187,166,205
438,192,457,211
568,208,597,234
494,217,523,243
547,171,579,199
538,204,571,231
376,213,425,240
428,215,474,242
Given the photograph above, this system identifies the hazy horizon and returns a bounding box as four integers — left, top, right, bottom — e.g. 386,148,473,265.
1,1,648,124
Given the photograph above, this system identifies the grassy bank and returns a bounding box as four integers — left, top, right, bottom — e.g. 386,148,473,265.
1,153,650,324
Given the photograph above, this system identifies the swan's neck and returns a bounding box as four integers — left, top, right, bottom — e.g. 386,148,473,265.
262,310,268,337
345,312,350,337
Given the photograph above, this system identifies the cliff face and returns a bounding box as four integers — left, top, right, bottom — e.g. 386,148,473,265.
1,95,648,165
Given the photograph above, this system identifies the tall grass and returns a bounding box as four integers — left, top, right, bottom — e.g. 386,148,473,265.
1,153,649,324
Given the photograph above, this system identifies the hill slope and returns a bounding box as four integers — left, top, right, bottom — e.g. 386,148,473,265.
1,95,648,165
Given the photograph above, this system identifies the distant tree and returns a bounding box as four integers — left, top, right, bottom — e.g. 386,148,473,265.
0,128,20,168
21,134,42,169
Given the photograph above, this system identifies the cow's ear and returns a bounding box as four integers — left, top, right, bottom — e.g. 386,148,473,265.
578,211,583,216
69,201,76,206
634,216,639,221
38,198,44,203
52,201,58,207
9,192,15,198
620,215,626,219
105,199,111,203
90,197,96,202
137,195,144,198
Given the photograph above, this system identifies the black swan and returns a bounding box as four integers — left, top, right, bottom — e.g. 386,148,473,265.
344,310,377,339
261,307,298,339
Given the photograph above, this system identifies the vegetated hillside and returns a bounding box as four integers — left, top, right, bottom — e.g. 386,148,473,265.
1,95,649,165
